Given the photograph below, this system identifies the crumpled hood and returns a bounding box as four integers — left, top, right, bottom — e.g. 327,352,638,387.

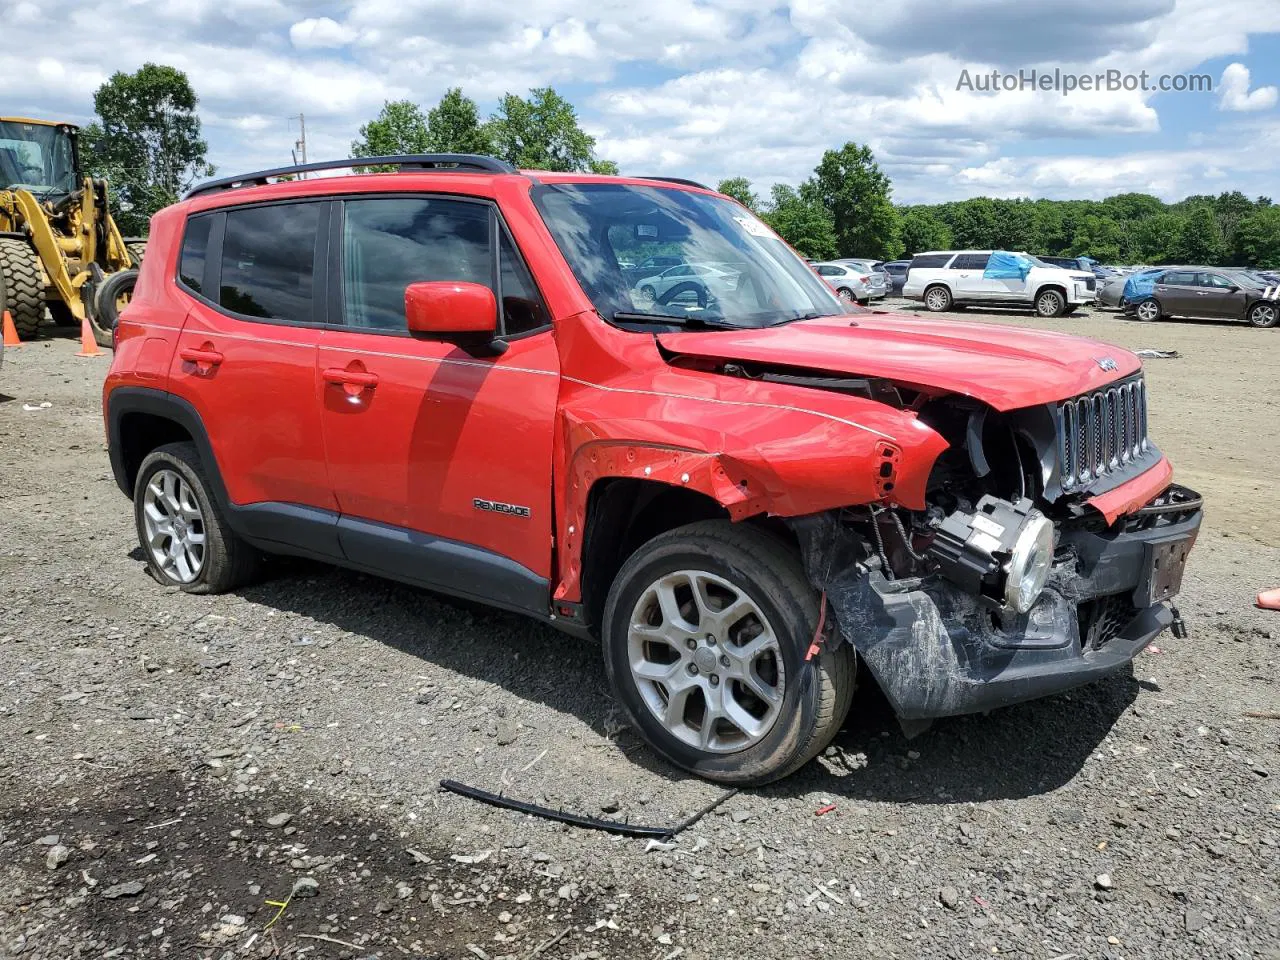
657,313,1142,411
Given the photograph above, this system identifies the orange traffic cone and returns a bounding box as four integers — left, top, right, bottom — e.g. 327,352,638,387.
1258,588,1280,611
75,314,103,357
2,309,22,348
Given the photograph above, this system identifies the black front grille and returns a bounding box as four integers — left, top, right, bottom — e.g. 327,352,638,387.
1058,377,1149,490
1078,593,1135,650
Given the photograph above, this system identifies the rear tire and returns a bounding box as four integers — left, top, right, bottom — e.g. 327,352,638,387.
923,285,952,312
134,442,261,594
602,520,855,785
0,237,45,339
1133,297,1161,323
1247,300,1278,328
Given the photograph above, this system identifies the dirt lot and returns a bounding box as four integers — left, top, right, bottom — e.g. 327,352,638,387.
1,305,1277,960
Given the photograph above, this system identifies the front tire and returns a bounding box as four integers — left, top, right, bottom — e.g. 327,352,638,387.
134,442,260,594
602,521,855,785
836,287,854,303
1035,288,1066,318
1247,300,1278,328
923,285,952,312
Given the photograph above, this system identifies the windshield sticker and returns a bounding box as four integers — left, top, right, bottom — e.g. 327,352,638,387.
733,215,775,239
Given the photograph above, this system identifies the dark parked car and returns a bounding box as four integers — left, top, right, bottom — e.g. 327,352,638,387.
881,259,910,295
1126,268,1278,327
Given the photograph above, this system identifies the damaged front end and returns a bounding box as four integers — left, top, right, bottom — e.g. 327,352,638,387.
789,377,1203,720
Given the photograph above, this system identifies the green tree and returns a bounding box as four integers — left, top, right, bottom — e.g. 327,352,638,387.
1232,206,1280,267
1171,205,1226,264
898,209,952,255
425,88,491,154
1068,215,1124,263
762,184,836,260
81,63,213,236
717,177,759,211
486,87,613,172
351,100,430,162
1131,213,1185,263
809,142,902,259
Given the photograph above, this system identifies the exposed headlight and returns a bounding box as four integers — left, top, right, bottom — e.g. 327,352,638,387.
928,496,1057,613
1003,511,1055,613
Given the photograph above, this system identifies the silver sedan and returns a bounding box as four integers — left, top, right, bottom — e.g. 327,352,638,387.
813,262,873,304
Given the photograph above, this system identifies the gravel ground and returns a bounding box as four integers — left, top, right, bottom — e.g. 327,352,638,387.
1,306,1278,960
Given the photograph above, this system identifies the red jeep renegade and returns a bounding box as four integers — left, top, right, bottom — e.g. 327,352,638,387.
104,154,1202,784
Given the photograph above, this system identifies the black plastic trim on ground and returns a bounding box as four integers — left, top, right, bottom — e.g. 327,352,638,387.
439,779,738,840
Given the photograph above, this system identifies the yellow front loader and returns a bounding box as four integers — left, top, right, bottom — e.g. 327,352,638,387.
0,117,145,347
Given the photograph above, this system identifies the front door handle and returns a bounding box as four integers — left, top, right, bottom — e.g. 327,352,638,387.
323,367,379,388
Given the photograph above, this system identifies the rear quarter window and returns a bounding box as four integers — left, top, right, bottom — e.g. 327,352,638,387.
178,215,213,294
909,254,954,269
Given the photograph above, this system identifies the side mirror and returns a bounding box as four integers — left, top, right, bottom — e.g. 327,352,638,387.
405,281,497,335
405,281,505,355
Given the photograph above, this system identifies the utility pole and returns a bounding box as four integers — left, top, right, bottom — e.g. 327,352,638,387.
290,113,308,177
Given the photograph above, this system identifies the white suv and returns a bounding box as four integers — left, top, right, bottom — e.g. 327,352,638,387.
902,250,1096,317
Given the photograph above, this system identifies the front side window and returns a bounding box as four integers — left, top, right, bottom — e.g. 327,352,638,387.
341,197,548,336
533,182,843,329
1201,273,1235,288
219,203,320,323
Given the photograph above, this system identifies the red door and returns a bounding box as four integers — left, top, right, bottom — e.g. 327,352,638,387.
317,194,559,582
168,202,334,512
317,331,560,577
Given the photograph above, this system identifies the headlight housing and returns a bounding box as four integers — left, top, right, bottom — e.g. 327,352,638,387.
928,496,1057,613
1003,511,1056,613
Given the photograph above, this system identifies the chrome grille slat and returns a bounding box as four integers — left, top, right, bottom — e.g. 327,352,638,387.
1059,376,1150,490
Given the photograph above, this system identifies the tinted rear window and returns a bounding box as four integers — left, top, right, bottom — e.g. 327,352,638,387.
179,215,212,293
952,253,990,270
909,254,953,269
219,203,320,323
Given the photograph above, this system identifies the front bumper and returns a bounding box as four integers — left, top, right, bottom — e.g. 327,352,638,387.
792,488,1201,719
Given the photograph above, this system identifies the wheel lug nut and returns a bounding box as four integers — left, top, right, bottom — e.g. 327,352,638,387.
719,655,730,668
686,638,697,651
687,664,699,675
709,674,719,686
705,634,717,646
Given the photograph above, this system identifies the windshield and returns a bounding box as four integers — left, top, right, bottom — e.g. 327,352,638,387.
531,182,845,328
0,120,76,194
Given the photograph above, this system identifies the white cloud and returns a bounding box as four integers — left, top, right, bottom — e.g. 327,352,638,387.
0,0,1278,202
289,17,358,49
1218,62,1278,112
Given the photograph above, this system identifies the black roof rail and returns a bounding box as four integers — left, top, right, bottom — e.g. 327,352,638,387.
185,154,518,199
642,176,711,190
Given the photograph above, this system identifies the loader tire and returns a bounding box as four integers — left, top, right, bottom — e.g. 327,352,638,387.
0,238,45,340
92,269,139,347
125,241,147,270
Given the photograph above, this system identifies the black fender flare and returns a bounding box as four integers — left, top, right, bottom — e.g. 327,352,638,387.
106,386,231,509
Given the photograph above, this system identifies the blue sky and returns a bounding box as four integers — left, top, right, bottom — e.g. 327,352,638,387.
2,0,1278,204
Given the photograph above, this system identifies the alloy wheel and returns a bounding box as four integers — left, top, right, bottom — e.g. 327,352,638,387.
1249,303,1277,327
626,569,785,753
1136,300,1159,322
1037,292,1062,317
925,289,949,311
142,468,206,583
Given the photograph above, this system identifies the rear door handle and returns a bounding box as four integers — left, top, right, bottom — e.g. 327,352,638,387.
180,347,223,364
323,367,379,389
